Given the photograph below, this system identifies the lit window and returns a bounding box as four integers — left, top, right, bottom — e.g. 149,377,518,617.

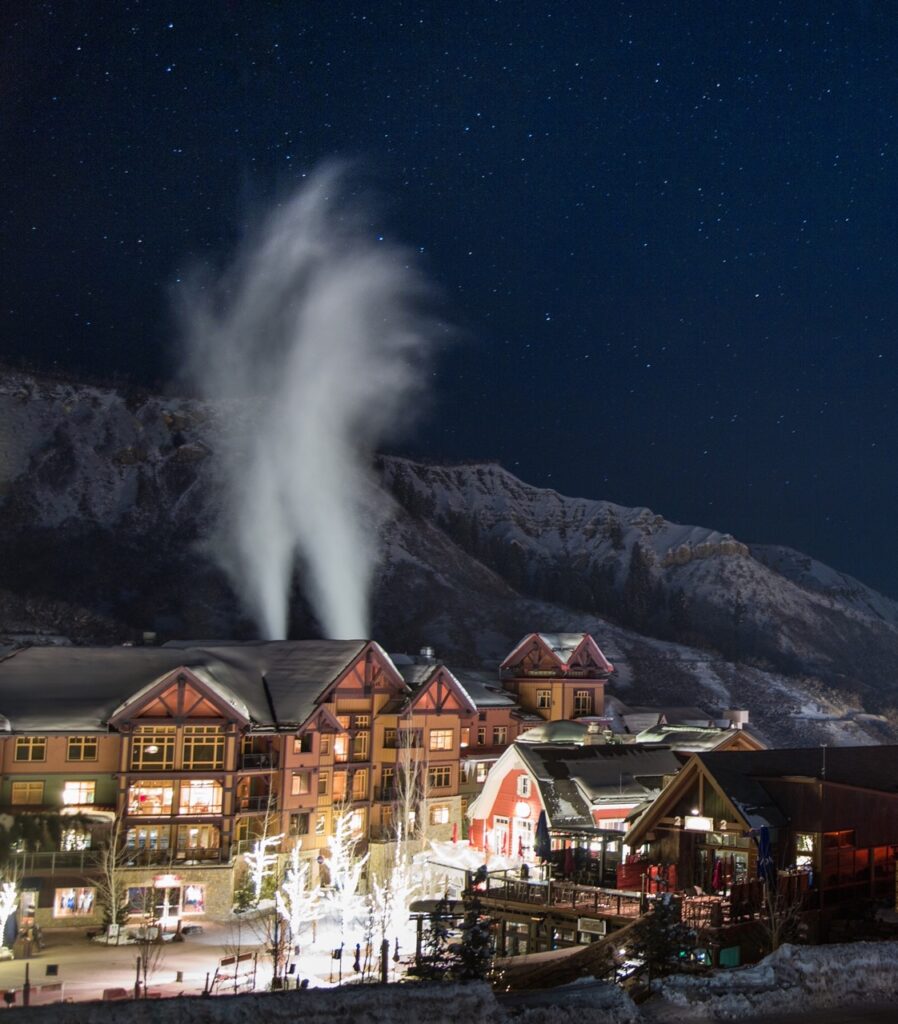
536,689,551,709
428,766,451,789
127,782,174,816
130,727,175,770
14,737,46,762
320,734,332,756
54,887,95,918
430,804,450,825
492,727,507,745
11,781,44,805
349,808,366,834
178,780,223,815
517,776,531,798
429,729,453,751
475,762,489,783
315,813,327,836
477,727,486,745
66,736,98,761
460,727,470,747
351,769,368,800
318,771,329,797
354,715,370,729
126,826,170,851
333,771,348,802
293,734,313,754
60,829,91,852
177,824,219,851
183,885,205,914
62,780,96,805
291,772,311,796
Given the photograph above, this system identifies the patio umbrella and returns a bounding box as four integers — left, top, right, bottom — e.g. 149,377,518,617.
451,822,458,844
534,811,552,863
563,845,575,876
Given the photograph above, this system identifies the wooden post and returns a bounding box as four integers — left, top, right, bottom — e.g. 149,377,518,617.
22,965,30,1008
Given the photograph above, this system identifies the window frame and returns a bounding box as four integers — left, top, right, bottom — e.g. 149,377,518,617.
66,736,99,762
429,728,454,752
14,737,46,763
11,780,44,805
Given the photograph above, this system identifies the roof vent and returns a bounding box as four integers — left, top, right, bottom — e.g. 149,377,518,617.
420,646,436,662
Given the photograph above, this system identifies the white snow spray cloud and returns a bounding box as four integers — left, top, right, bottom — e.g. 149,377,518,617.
180,165,440,639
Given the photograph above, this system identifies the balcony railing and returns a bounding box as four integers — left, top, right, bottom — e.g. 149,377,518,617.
374,786,400,802
11,850,94,873
123,848,227,867
237,795,278,813
239,753,279,770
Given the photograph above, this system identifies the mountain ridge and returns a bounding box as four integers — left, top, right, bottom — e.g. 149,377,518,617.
2,368,898,748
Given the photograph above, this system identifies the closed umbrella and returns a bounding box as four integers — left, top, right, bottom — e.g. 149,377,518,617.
534,811,552,863
451,822,458,844
755,826,775,884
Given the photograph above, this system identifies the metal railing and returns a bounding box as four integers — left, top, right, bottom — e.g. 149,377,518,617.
239,753,279,770
482,874,644,919
236,795,278,813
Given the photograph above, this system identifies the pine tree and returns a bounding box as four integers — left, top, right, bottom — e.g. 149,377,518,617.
628,895,693,981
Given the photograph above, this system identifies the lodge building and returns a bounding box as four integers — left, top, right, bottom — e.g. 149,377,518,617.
0,632,618,928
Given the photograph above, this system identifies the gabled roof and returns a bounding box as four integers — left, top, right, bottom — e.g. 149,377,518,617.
500,633,614,676
0,640,372,731
109,666,252,726
470,741,682,830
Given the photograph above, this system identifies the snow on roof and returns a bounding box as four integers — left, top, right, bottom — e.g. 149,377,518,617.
0,640,368,731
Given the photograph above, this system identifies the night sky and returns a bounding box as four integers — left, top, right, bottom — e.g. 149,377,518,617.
3,4,898,594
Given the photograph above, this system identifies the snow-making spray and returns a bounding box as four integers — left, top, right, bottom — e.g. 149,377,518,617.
179,165,440,639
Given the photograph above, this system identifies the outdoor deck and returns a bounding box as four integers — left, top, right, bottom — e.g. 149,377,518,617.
479,874,643,920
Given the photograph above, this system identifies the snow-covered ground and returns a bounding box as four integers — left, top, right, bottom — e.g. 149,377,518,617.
643,941,898,1021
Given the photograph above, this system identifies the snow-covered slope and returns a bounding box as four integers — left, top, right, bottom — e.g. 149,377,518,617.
3,369,898,747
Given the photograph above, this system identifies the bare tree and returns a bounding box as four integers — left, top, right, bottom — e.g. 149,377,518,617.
90,819,129,935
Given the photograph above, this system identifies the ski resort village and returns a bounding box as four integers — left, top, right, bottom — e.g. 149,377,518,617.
0,631,896,1018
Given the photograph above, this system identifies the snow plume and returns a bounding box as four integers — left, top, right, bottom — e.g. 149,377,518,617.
181,165,440,639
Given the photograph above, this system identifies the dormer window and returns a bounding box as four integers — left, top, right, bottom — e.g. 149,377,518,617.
517,776,531,798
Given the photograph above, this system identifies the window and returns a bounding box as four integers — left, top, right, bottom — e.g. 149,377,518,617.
177,824,220,850
352,730,370,761
14,737,46,762
179,780,223,815
351,769,368,800
477,727,486,745
320,734,332,756
383,728,398,749
430,804,450,825
428,765,452,789
380,767,395,798
67,736,98,761
429,729,453,751
126,826,170,851
517,776,531,798
182,726,224,770
62,780,96,805
460,727,470,748
290,812,310,837
399,728,423,748
183,885,205,915
60,829,91,852
354,715,370,729
54,887,95,918
574,690,593,716
492,726,507,745
537,689,551,709
475,762,489,784
349,808,366,834
292,772,311,796
318,771,329,797
130,727,175,770
127,782,174,816
334,732,349,763
333,771,348,802
315,813,327,836
11,781,44,805
293,734,314,754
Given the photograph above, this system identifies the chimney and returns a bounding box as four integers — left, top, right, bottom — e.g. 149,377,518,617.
723,709,749,730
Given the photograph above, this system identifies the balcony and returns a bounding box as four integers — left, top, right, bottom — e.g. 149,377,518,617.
374,786,400,802
236,795,278,813
11,850,94,873
239,752,279,771
124,848,227,867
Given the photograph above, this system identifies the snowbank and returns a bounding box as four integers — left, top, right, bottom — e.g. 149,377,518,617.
647,941,898,1021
